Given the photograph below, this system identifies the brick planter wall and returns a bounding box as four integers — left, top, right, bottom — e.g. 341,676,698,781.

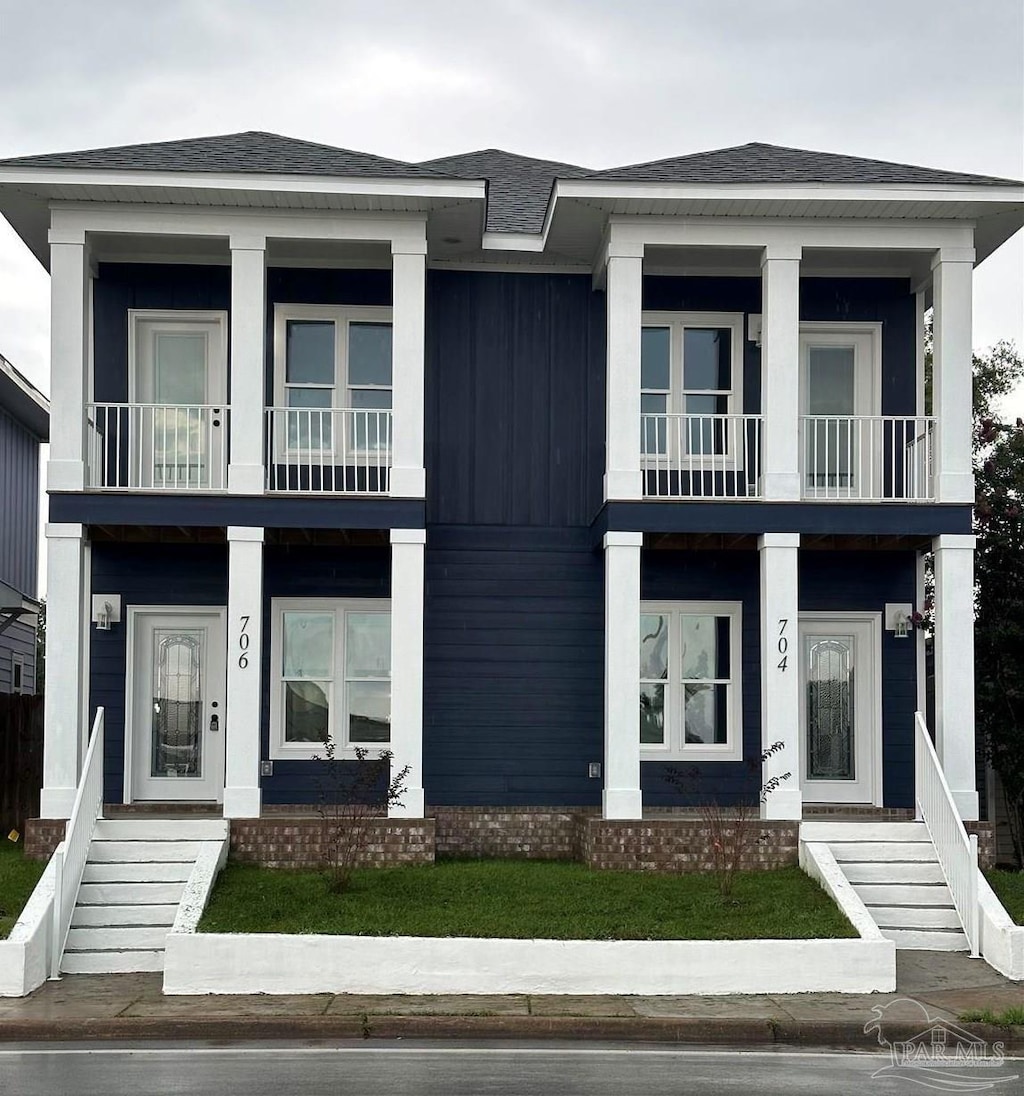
582,818,801,872
229,816,435,869
432,807,598,860
23,818,65,860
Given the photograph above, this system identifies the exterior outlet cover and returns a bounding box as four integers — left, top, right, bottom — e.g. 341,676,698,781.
588,762,601,779
260,760,274,777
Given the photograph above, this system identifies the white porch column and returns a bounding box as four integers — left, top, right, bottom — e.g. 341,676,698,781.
41,524,87,818
224,527,264,818
228,236,267,494
932,248,976,504
604,245,644,500
760,244,802,501
603,531,643,819
758,533,803,820
47,231,89,492
389,528,426,817
389,239,427,498
932,533,979,820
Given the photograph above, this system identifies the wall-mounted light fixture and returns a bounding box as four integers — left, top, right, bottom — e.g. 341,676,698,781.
885,603,913,639
91,594,122,631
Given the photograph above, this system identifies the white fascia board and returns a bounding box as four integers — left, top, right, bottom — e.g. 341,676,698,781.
0,166,485,202
50,203,431,247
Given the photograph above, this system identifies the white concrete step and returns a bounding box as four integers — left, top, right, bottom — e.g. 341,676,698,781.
830,842,937,863
880,928,969,951
77,881,186,906
853,883,954,907
82,861,192,884
841,861,946,884
65,926,170,951
71,904,178,928
93,818,228,842
88,840,204,862
60,950,164,974
870,906,963,930
800,821,928,843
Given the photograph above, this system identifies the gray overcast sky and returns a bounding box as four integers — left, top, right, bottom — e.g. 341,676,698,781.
1,0,1022,407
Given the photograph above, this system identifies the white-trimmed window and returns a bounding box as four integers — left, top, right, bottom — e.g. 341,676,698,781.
270,598,391,759
639,601,743,761
272,304,393,454
641,312,744,459
11,653,26,695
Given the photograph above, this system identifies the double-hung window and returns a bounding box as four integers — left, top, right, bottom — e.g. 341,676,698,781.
640,312,744,460
270,598,391,759
273,305,393,456
639,601,743,761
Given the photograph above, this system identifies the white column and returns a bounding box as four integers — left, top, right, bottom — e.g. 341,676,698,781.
932,248,976,504
758,533,803,820
603,531,643,819
40,524,87,818
932,534,979,820
604,246,644,501
389,529,426,817
47,232,89,492
224,527,264,818
228,236,267,495
389,239,427,498
760,244,802,501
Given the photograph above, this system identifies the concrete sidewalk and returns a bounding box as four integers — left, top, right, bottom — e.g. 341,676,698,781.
0,953,1019,1048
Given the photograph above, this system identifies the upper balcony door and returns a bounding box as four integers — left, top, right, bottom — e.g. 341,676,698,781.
799,326,880,500
128,310,228,491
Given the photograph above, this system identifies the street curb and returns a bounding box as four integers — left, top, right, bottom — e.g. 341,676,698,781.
0,1014,1021,1051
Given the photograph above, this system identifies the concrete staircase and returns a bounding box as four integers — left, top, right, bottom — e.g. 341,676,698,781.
62,818,229,974
801,821,969,951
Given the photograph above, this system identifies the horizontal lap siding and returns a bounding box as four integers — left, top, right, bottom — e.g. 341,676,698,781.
0,408,40,597
90,544,228,804
800,550,918,808
0,622,36,694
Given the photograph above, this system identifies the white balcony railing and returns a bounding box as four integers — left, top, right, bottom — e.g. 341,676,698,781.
641,413,763,499
85,403,229,491
265,407,392,494
801,416,935,502
914,711,980,957
50,707,104,978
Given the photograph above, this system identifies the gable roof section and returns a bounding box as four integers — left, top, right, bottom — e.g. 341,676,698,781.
0,130,452,180
0,354,49,441
585,142,1023,187
419,149,590,233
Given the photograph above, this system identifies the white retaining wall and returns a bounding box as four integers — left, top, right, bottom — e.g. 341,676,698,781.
0,851,57,997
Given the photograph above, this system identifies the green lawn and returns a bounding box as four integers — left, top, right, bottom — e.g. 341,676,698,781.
987,869,1024,925
200,860,856,940
0,842,45,939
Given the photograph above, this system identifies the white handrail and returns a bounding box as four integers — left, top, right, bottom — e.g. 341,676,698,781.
265,407,392,494
640,413,762,499
914,711,980,957
49,707,105,979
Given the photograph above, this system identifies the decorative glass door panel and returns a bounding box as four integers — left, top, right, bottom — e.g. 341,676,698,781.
131,611,226,802
805,635,855,781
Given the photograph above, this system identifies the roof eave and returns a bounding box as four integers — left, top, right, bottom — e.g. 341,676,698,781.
0,358,50,441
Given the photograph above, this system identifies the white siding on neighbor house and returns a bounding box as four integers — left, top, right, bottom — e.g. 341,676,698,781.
0,619,36,694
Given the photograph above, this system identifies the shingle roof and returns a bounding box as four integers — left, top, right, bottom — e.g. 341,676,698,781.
419,149,590,233
0,130,451,180
586,141,1023,187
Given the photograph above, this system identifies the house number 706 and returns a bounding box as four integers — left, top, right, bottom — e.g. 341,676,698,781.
238,615,250,669
777,618,789,672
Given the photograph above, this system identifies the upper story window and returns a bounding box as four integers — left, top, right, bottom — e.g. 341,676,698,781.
641,312,745,459
639,600,743,761
273,305,393,453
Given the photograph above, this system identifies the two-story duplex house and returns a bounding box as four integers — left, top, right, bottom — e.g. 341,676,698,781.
0,133,1021,845
0,353,47,695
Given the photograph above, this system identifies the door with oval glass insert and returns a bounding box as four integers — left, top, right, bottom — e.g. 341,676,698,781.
130,610,226,802
798,617,879,804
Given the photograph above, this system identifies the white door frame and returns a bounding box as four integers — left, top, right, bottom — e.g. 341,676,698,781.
798,611,883,807
124,605,227,804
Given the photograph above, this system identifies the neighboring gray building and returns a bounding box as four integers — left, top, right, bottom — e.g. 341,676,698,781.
0,353,48,694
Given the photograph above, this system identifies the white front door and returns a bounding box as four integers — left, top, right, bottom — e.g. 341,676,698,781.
130,609,226,802
799,617,880,805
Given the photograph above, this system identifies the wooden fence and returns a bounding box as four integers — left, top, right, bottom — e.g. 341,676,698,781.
0,694,43,834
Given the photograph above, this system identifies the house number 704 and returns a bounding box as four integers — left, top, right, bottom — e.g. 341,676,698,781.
238,615,250,669
777,618,789,672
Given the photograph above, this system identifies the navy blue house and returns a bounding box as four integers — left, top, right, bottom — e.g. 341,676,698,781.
0,134,1020,826
0,354,47,696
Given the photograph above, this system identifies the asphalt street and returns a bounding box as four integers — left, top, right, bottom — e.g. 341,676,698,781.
1,1042,1021,1096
